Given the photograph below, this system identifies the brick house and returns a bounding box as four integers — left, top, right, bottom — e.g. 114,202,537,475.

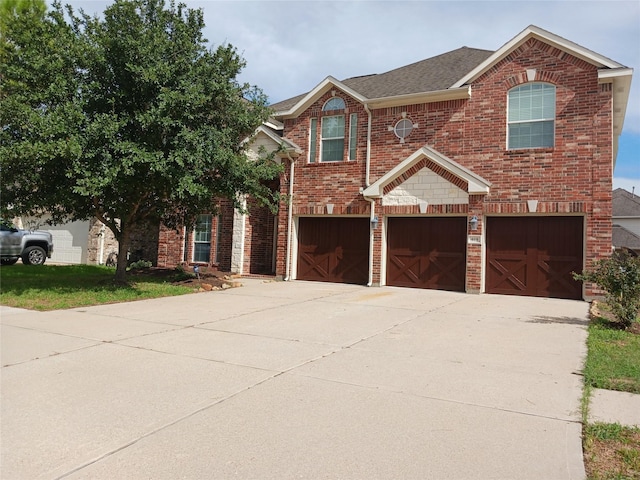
612,188,640,255
157,25,632,300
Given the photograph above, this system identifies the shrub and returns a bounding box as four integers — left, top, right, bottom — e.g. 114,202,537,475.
173,263,194,281
575,250,640,329
128,259,152,270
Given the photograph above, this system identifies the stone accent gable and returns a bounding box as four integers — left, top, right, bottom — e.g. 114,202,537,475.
382,167,468,206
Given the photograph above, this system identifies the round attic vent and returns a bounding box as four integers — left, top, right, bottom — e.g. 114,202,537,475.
394,118,414,142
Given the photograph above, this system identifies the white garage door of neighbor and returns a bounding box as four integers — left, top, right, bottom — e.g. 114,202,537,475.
48,229,84,264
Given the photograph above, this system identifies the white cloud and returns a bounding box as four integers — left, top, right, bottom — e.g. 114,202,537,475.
54,0,640,130
614,177,640,193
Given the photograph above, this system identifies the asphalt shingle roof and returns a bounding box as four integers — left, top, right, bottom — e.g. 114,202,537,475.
613,225,640,250
613,188,640,217
270,46,494,112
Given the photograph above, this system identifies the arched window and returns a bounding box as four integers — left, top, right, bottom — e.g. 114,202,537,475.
322,97,346,111
508,83,555,149
308,96,357,163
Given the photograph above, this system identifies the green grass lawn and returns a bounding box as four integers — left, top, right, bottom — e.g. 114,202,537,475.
584,318,640,394
584,423,640,480
583,310,640,480
0,264,193,310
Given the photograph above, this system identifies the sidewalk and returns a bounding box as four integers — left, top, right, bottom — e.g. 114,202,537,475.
589,388,640,427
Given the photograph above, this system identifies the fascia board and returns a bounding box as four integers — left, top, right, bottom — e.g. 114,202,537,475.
451,25,625,88
274,76,368,119
363,146,491,198
243,126,303,156
599,68,634,81
366,86,470,109
264,118,284,130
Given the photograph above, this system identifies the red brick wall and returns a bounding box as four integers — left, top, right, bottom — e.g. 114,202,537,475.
278,38,613,298
284,91,371,216
156,198,235,271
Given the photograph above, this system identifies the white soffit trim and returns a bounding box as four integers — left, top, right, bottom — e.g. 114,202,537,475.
363,146,491,198
601,68,633,139
451,25,626,88
274,76,368,119
264,118,284,130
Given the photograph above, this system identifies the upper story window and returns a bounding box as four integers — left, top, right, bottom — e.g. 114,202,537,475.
507,83,555,149
321,115,345,162
308,96,357,163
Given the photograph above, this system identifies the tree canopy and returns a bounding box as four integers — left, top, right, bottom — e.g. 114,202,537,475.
0,0,280,280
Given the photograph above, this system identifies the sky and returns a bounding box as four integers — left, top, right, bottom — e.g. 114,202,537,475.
57,0,640,192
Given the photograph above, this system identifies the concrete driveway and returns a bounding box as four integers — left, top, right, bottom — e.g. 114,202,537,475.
1,279,588,479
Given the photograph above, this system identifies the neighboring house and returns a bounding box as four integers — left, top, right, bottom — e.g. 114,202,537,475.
16,216,118,265
156,25,632,300
612,188,640,255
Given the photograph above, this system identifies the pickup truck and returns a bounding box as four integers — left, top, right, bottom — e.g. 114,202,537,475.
0,220,54,266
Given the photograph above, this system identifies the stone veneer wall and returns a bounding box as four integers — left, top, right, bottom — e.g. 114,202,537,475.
87,218,119,265
382,167,468,206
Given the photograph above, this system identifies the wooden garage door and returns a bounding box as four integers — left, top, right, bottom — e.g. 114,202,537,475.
297,217,369,285
486,217,583,299
387,217,467,291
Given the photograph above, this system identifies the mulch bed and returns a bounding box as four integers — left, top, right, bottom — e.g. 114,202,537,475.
128,266,242,292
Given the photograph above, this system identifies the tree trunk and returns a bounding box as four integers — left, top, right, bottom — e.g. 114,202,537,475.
114,225,131,283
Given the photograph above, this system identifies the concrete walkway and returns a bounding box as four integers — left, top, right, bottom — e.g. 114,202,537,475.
1,280,589,479
589,389,640,427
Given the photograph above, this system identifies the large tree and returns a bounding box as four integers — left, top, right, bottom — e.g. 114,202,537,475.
0,0,280,281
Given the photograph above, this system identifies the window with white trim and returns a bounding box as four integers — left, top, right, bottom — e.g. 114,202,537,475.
193,214,212,263
348,113,357,160
323,97,345,111
321,115,345,162
309,118,317,163
508,83,555,149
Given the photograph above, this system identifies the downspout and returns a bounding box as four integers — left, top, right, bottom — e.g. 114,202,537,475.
364,103,372,187
363,103,375,287
284,153,295,281
98,223,105,265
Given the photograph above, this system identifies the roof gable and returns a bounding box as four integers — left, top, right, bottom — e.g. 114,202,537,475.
272,76,367,119
243,125,302,158
451,25,625,88
363,146,491,198
270,25,631,148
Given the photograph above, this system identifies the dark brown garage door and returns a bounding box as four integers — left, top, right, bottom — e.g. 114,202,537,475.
297,217,369,285
387,217,467,291
486,217,583,299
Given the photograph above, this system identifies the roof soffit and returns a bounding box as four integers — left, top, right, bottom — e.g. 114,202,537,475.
363,146,491,198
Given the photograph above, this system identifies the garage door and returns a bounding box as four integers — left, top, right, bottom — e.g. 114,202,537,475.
297,217,369,285
486,217,583,299
387,217,467,291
